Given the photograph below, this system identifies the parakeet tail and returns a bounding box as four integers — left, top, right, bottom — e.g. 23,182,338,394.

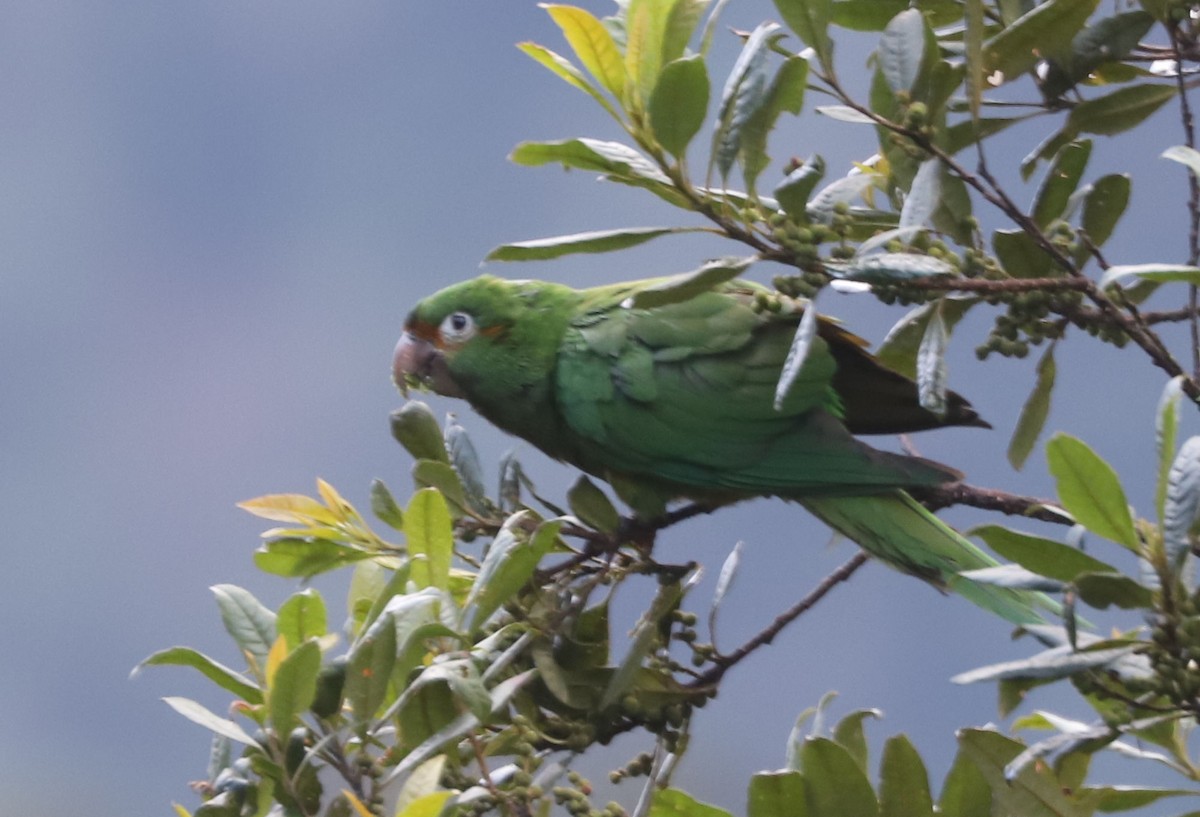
799,491,1053,625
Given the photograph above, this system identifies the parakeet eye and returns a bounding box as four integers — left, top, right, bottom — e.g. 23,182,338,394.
439,311,476,344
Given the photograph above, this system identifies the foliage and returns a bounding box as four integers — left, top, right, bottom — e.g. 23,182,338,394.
145,0,1200,814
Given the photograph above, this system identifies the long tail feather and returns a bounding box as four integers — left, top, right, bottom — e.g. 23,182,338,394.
800,491,1053,625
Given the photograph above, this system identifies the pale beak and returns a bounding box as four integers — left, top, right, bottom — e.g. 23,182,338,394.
392,331,465,398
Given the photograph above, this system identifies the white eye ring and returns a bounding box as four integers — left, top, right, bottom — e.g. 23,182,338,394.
439,311,476,343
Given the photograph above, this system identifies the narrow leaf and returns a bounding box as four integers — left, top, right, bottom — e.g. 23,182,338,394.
1157,376,1185,522
958,565,1066,592
567,476,621,533
1164,436,1200,573
774,155,826,218
1079,173,1130,249
627,257,755,310
134,647,262,704
712,22,779,179
517,41,623,121
916,304,948,417
1099,264,1200,289
971,524,1116,580
487,227,701,262
774,297,820,410
952,644,1139,684
346,612,398,724
899,159,941,230
1007,342,1056,470
162,696,258,746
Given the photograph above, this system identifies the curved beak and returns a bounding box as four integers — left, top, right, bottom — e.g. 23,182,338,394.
393,331,465,398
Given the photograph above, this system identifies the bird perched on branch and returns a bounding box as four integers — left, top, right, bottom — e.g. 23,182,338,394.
394,274,1046,624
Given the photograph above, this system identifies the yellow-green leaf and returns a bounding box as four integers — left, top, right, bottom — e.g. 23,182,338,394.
543,4,627,100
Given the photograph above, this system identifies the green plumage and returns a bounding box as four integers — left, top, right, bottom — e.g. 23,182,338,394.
394,274,1045,624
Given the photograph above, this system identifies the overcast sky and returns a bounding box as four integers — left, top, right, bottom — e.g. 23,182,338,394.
1,3,1193,816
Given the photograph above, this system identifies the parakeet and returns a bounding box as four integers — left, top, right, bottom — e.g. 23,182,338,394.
393,274,1045,624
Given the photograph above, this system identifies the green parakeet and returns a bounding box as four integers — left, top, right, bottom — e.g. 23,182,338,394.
393,274,1045,624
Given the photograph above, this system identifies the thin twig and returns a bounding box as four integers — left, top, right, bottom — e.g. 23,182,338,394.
690,552,869,687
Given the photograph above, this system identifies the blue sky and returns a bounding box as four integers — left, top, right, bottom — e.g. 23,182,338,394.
1,3,1192,815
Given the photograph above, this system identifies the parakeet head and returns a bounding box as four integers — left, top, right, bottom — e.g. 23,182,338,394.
393,275,578,403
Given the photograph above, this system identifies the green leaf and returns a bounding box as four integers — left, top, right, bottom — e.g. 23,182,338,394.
740,54,809,192
1074,83,1176,136
1007,342,1056,470
277,589,328,650
162,696,259,746
395,791,454,817
879,9,927,94
964,0,984,120
443,417,487,511
369,479,404,531
1032,140,1091,228
212,584,277,672
510,137,688,206
1100,263,1200,289
774,155,826,218
134,647,262,704
600,576,686,709
876,296,976,379
774,297,820,411
487,226,703,262
390,402,450,464
799,737,878,817
983,0,1099,84
1157,376,1186,523
1164,436,1200,573
900,159,942,231
543,4,627,99
831,708,881,773
464,515,561,633
916,304,948,417
649,788,734,817
712,22,779,180
1038,12,1155,99
958,564,1066,592
649,55,710,158
826,253,955,282
1079,173,1131,250
411,459,468,517
774,0,833,69
567,475,621,533
662,0,707,63
748,770,808,817
880,735,934,817
345,612,398,724
268,639,321,733
1045,433,1138,550
254,537,373,579
516,41,622,121
971,524,1116,580
627,255,756,308
1075,571,1154,610
624,0,672,105
952,644,1140,684
406,488,453,590
958,729,1089,817
938,747,991,817
992,229,1055,278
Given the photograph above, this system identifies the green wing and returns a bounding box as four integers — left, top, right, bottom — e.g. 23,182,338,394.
553,284,961,499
